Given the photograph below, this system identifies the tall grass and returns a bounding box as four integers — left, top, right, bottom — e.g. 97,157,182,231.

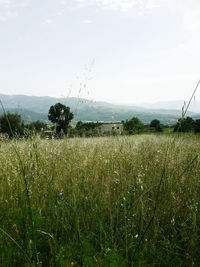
0,134,200,266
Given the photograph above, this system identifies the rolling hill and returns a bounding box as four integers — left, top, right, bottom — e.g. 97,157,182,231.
0,94,199,125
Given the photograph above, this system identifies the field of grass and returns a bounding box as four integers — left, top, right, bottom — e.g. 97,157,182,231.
0,134,200,266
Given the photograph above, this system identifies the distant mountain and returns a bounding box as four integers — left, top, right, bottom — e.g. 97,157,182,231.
0,94,199,125
137,100,200,113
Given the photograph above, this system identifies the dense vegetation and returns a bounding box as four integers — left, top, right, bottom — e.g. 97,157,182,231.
0,112,25,138
0,110,168,138
1,134,200,266
2,108,200,138
174,116,200,133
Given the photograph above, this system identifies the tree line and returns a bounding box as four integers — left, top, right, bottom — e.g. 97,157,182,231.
173,116,200,133
0,102,200,138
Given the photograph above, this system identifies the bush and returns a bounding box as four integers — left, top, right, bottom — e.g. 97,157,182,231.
0,112,24,138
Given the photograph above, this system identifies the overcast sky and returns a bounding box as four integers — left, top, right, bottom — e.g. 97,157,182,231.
0,0,200,104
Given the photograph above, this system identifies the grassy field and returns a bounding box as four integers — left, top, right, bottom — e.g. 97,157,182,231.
0,134,200,266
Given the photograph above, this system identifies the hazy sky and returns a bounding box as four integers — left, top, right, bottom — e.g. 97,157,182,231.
0,0,200,104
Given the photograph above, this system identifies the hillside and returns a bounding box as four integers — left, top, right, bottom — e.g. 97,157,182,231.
138,100,200,113
0,94,199,125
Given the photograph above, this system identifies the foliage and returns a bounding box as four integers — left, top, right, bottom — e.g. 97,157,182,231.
26,120,47,132
72,121,102,137
174,116,195,132
0,112,24,138
76,121,101,131
150,119,163,132
122,117,144,134
194,119,200,133
48,103,73,136
1,135,200,266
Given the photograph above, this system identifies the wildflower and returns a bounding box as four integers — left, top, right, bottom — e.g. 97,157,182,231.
70,262,77,265
114,178,120,184
171,218,175,225
12,224,19,234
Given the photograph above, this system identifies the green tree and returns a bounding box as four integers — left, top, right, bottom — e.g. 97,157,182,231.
27,120,47,132
174,116,195,132
76,121,101,131
150,119,163,132
75,121,101,137
0,112,24,138
123,117,144,134
48,103,74,136
194,119,200,133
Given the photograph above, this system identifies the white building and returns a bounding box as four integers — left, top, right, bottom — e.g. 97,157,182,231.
97,122,123,133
